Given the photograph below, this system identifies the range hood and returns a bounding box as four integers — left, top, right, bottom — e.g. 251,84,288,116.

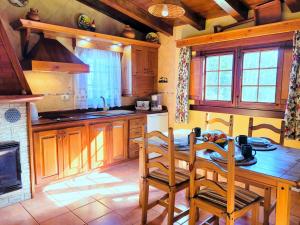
22,36,90,74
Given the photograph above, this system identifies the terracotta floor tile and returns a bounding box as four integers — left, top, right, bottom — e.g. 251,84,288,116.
88,212,125,225
40,212,85,225
21,192,69,223
73,201,112,223
3,160,300,225
0,203,38,225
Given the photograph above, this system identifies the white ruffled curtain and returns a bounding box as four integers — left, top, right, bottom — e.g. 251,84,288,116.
74,47,121,109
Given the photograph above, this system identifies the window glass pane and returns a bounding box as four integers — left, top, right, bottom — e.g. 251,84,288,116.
242,87,258,102
206,86,218,100
259,69,277,85
219,71,232,85
260,50,278,68
258,87,276,103
206,56,219,71
219,87,232,101
243,52,259,69
242,69,258,85
220,54,233,70
206,72,218,85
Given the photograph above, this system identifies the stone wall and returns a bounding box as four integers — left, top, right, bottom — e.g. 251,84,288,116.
0,103,31,208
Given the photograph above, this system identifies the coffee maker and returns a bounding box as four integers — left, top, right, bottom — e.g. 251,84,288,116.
151,94,162,111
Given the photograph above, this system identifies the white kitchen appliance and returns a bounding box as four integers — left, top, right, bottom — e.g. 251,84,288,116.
151,94,162,111
147,112,168,133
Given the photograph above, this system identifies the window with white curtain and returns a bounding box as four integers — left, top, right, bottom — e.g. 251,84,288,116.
74,47,121,109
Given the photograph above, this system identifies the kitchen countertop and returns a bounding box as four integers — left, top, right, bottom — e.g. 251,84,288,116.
31,108,168,126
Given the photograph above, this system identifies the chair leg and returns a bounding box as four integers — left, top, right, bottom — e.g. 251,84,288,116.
252,202,260,225
226,215,234,225
189,199,197,225
245,183,250,190
141,179,149,225
213,217,219,225
185,187,190,200
263,187,272,225
167,190,176,225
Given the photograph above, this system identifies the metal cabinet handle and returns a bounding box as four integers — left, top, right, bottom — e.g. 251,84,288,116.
113,125,123,129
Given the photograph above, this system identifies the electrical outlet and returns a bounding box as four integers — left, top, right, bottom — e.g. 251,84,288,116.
61,94,70,101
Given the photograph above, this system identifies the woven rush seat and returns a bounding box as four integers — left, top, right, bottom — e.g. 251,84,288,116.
197,183,262,211
149,167,190,185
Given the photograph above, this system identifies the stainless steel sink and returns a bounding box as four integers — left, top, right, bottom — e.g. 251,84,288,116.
85,110,134,116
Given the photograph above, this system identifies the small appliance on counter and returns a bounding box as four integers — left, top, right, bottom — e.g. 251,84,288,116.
135,100,150,111
151,94,162,111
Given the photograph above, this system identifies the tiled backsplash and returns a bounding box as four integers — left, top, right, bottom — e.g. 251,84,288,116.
0,103,31,208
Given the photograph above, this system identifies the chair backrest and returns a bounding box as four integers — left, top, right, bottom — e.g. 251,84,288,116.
248,117,285,145
142,125,176,186
205,113,234,136
189,132,235,214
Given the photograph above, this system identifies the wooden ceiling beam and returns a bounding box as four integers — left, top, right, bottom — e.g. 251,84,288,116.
285,0,300,12
78,0,173,36
179,2,206,30
213,0,249,21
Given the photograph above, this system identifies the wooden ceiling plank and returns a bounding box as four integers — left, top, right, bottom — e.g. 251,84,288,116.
179,3,206,30
176,18,300,47
77,0,155,34
97,0,173,36
213,0,248,21
285,0,300,12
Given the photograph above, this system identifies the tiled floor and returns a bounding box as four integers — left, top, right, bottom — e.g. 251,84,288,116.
0,159,300,225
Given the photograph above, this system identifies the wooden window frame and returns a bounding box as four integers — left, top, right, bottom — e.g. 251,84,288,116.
236,47,284,111
202,51,236,107
190,42,289,118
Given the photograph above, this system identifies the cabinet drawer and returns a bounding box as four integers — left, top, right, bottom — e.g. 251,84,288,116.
129,127,142,138
129,141,139,158
129,118,144,129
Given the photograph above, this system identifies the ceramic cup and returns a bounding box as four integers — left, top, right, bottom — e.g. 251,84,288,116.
241,144,256,160
235,135,248,146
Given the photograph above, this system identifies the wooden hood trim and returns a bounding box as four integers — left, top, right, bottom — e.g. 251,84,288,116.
22,36,90,74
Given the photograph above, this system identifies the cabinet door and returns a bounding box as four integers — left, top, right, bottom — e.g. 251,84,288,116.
144,48,158,76
62,126,87,177
33,130,63,185
132,46,145,76
109,120,128,164
90,123,110,169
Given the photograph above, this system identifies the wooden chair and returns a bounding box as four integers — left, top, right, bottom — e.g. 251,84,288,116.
205,113,234,181
141,126,190,225
248,117,285,145
245,117,286,225
205,113,234,136
189,132,262,225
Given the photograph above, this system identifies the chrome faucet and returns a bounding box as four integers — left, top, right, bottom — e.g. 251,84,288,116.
100,96,109,111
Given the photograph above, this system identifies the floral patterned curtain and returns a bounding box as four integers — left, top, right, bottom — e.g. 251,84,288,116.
285,31,300,140
175,47,192,124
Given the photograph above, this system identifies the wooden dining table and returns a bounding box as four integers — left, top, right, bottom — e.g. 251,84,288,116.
135,129,300,225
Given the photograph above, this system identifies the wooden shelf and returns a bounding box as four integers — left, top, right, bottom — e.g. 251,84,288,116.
0,95,44,103
12,19,160,49
176,18,300,47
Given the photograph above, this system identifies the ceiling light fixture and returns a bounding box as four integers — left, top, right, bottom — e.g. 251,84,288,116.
148,0,185,19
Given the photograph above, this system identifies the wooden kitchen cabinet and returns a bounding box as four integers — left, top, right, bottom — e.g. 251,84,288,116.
122,45,158,97
89,122,110,169
62,126,87,177
109,120,128,165
90,120,128,168
128,117,145,159
33,129,62,184
33,126,87,185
